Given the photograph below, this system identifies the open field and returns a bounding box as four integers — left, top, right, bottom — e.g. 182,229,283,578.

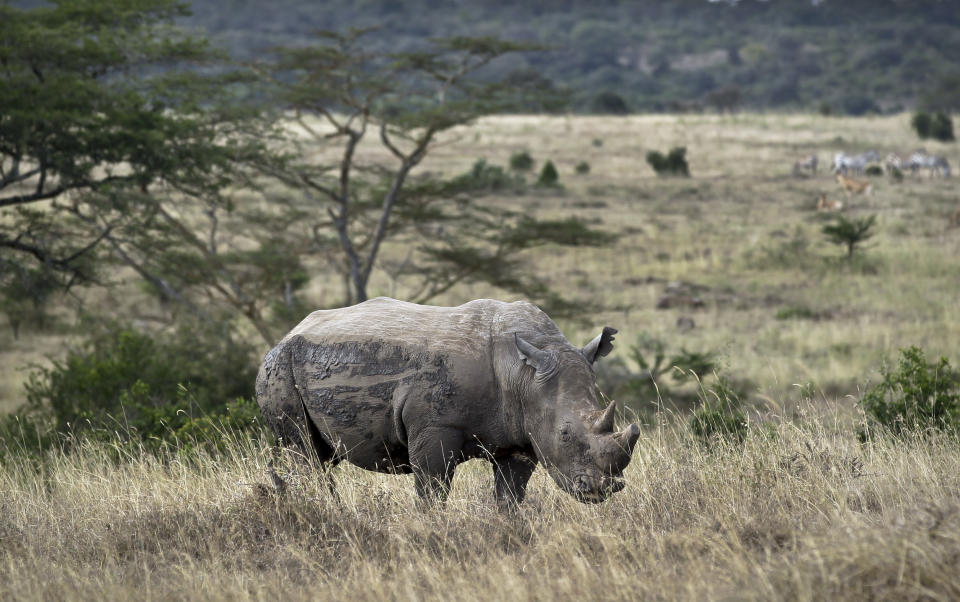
10,112,957,411
1,112,959,600
1,411,958,600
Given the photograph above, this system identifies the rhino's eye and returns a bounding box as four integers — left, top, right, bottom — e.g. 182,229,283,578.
559,424,572,442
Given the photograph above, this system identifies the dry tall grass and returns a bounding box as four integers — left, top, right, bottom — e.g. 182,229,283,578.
1,408,958,601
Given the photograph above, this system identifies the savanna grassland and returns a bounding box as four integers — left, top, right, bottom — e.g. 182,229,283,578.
2,113,960,600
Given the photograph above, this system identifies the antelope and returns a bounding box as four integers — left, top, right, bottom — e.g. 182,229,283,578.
793,154,818,176
816,194,843,212
836,172,873,197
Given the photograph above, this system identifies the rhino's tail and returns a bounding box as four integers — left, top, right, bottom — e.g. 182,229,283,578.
258,343,336,466
293,381,337,464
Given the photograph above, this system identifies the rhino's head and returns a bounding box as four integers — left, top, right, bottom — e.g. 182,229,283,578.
515,328,641,503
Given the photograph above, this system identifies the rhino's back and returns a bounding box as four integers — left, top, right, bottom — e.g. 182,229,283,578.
288,297,555,352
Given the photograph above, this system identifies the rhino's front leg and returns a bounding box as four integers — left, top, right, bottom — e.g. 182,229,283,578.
493,454,536,510
409,427,464,505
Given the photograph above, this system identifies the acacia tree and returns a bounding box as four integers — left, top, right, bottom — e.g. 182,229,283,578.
0,0,304,343
1,5,612,345
255,30,613,310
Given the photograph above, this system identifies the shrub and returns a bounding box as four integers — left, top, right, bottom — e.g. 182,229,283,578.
822,214,877,258
591,91,630,115
509,151,534,171
860,346,960,438
537,160,560,187
930,112,955,142
449,159,521,192
689,376,749,445
575,161,590,174
912,111,933,138
646,147,690,177
912,111,953,141
865,165,883,176
16,320,261,452
615,333,718,400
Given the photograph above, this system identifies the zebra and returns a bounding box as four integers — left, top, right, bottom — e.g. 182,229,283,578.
833,150,879,175
884,152,909,174
908,152,951,177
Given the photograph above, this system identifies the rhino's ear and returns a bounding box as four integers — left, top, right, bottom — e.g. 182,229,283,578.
515,333,557,375
582,327,618,364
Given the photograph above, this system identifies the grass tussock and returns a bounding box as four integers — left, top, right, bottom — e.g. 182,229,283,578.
1,412,958,601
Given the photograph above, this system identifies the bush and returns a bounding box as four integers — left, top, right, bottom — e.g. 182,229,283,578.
646,147,690,177
913,111,955,141
509,151,534,171
449,159,521,192
537,160,560,187
689,376,749,445
591,91,630,115
865,165,883,176
912,111,933,138
860,346,960,439
822,214,877,258
574,161,590,174
14,320,261,452
930,112,955,141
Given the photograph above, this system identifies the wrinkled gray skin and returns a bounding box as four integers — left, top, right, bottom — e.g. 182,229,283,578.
256,297,641,507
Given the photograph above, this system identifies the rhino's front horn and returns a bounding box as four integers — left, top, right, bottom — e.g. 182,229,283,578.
612,423,641,453
593,399,617,433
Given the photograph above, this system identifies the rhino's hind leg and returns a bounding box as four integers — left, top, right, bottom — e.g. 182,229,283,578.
409,427,464,505
493,454,536,511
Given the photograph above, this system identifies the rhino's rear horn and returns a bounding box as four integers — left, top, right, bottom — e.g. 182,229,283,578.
593,399,617,433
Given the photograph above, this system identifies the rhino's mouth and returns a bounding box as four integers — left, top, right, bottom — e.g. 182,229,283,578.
571,473,625,504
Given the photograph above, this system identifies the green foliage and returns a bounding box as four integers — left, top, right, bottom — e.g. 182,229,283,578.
912,111,933,138
822,214,877,258
449,159,523,192
689,376,749,445
865,165,884,177
775,306,819,321
930,113,955,142
509,151,535,171
591,91,630,115
646,147,690,177
605,333,719,407
14,321,260,453
537,160,560,187
575,161,591,174
912,111,955,142
177,1,960,113
0,261,61,339
860,346,960,439
705,87,742,113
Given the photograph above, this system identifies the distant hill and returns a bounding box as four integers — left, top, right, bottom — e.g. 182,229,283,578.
177,0,958,114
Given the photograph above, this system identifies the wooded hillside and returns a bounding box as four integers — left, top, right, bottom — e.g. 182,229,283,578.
182,0,960,114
